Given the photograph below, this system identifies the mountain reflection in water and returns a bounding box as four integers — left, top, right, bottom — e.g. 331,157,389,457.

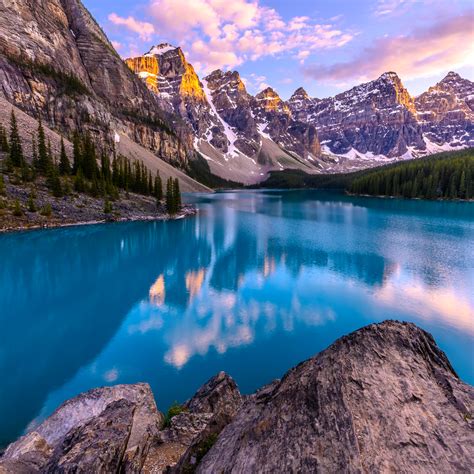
0,190,472,446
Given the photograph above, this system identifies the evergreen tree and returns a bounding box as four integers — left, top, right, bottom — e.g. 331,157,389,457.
100,151,111,182
112,156,119,186
21,161,32,183
0,124,9,152
47,164,63,197
27,189,37,212
0,174,5,196
72,132,82,173
40,203,52,217
37,118,51,173
59,138,71,175
81,133,97,180
47,139,54,166
12,199,23,217
32,134,39,170
148,171,153,196
104,198,112,215
166,177,174,214
173,178,181,211
459,170,466,199
154,171,163,201
8,110,24,167
74,168,86,193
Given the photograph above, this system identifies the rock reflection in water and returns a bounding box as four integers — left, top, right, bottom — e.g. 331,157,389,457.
1,190,472,447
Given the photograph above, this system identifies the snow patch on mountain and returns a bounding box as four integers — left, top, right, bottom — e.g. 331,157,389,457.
146,44,176,56
201,78,239,159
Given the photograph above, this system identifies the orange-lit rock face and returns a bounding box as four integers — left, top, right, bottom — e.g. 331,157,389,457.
125,57,159,93
126,48,206,102
391,76,416,114
180,62,206,101
256,87,291,115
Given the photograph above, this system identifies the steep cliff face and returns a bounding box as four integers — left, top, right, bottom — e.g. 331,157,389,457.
288,87,316,122
415,71,474,150
125,56,160,93
203,69,260,158
254,87,291,114
126,45,231,155
0,0,193,168
251,86,321,161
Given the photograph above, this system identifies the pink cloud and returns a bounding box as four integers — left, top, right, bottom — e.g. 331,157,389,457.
303,12,474,83
108,13,155,42
134,0,354,72
241,73,269,93
191,39,243,71
373,0,439,17
111,40,122,51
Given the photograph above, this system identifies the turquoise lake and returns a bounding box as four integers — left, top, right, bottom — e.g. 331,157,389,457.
1,190,473,446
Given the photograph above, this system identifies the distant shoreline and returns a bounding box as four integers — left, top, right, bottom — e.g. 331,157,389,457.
346,191,474,202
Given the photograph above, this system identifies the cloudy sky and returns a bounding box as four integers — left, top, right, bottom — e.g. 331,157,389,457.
83,0,474,99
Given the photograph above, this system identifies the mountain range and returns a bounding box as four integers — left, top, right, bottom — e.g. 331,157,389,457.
126,44,473,183
0,0,472,186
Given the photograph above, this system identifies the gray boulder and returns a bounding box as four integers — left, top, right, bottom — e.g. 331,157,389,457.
1,383,162,473
198,321,474,473
144,371,243,473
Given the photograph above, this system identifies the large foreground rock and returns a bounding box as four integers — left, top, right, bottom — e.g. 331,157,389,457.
198,321,474,472
0,383,163,473
1,321,472,473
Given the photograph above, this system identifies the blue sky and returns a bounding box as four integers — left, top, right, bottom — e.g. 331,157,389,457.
83,0,474,99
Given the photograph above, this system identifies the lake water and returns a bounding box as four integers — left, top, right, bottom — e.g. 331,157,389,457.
1,190,473,446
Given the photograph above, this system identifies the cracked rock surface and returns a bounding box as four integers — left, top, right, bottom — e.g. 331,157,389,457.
198,321,474,473
1,321,472,473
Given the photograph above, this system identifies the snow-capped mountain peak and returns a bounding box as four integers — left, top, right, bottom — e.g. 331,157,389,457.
145,43,177,56
126,44,473,180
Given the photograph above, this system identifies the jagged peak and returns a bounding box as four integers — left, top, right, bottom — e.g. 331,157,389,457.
290,87,309,100
204,69,247,97
256,87,280,100
205,69,225,79
378,71,402,83
205,69,241,81
440,71,463,83
145,43,179,56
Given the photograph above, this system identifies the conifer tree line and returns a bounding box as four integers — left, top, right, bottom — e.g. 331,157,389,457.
165,177,182,214
0,110,184,212
349,150,473,200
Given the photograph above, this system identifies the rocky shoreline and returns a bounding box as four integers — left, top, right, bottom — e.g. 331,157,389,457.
0,205,197,234
0,172,197,234
1,321,473,473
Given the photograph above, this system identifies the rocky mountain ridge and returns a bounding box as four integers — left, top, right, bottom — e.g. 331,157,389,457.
288,70,473,171
415,71,474,151
0,1,472,187
1,321,472,472
126,46,323,184
128,44,473,180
